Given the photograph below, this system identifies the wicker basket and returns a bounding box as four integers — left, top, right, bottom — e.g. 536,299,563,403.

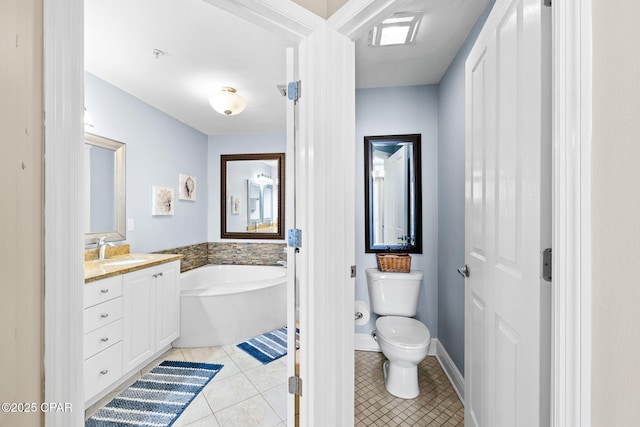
376,253,411,273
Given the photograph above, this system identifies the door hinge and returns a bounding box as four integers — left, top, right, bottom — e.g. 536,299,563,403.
288,375,302,396
351,265,357,278
544,0,551,7
542,248,552,282
288,81,301,102
288,229,302,249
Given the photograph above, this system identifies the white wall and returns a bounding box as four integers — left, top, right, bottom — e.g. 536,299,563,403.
592,0,640,424
208,133,287,242
85,72,209,252
355,85,439,336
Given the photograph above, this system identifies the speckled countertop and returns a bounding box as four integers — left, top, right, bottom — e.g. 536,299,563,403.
84,244,182,283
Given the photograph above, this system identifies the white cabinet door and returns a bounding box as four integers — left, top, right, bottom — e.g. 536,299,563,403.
155,261,180,349
122,261,180,374
122,268,156,373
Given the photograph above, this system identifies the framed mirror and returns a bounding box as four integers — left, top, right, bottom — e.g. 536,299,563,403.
364,134,422,253
221,153,285,239
84,133,126,245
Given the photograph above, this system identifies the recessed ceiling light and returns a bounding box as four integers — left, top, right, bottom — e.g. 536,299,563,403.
368,11,424,47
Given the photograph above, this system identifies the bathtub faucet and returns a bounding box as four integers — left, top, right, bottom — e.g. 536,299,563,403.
277,260,287,267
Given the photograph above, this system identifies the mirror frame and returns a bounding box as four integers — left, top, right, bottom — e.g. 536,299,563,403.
221,153,285,240
84,132,126,245
364,134,422,254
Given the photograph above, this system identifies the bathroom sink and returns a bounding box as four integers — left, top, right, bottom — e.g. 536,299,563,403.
99,258,147,266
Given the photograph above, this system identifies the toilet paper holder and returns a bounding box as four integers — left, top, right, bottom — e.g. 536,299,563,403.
354,300,370,325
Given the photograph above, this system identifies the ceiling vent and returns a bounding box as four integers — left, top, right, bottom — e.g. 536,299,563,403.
368,12,424,47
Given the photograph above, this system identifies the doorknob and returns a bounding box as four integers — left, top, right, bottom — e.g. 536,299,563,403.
457,264,470,278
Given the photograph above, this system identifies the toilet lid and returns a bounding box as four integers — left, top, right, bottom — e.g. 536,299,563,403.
376,316,431,350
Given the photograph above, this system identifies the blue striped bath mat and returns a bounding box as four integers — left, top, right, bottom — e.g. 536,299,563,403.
85,360,222,427
237,327,290,364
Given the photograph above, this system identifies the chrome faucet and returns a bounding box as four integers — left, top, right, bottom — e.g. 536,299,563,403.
97,236,114,261
276,260,287,267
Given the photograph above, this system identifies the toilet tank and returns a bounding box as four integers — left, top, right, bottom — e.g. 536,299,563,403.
365,268,423,317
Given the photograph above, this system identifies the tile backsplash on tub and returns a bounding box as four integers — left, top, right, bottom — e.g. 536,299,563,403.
152,242,286,272
208,242,286,265
154,242,208,273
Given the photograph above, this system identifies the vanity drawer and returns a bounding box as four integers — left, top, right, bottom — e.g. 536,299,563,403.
85,276,122,308
84,341,123,402
84,319,123,360
84,297,122,334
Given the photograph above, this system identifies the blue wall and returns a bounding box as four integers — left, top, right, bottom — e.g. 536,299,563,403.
85,72,209,253
355,85,439,337
437,0,495,375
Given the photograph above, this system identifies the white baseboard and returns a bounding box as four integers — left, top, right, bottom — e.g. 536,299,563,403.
434,339,465,404
355,333,380,352
428,338,437,356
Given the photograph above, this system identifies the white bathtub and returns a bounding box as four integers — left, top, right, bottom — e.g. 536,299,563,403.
172,264,287,348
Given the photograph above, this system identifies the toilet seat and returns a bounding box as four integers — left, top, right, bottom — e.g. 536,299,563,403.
376,316,431,350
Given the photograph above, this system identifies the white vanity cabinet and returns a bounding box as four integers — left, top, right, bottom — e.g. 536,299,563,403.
122,260,180,373
84,258,181,405
83,275,124,403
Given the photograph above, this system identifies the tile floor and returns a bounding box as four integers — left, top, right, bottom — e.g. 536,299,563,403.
85,345,288,427
86,348,463,427
354,351,464,426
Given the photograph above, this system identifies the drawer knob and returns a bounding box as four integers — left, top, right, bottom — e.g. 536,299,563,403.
100,369,109,375
100,289,109,294
100,313,109,318
100,337,109,342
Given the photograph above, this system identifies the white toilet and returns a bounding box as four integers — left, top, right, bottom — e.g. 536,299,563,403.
366,268,431,399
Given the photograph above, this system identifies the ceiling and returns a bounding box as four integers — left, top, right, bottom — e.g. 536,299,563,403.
84,0,488,136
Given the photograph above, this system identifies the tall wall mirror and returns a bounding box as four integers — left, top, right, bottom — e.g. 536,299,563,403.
364,134,422,253
221,153,285,240
84,132,126,245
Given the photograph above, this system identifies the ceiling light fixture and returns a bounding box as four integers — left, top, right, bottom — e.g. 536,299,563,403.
208,87,247,116
257,173,273,185
369,11,424,47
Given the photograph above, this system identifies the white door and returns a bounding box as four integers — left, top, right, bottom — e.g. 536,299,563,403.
383,145,408,245
464,0,551,426
285,46,298,426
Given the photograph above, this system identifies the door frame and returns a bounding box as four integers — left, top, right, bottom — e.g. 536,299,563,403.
551,1,593,425
42,0,592,426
